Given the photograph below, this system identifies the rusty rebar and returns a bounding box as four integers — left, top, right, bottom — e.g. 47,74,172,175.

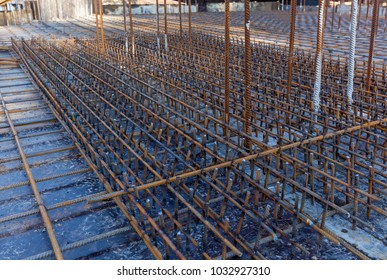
164,0,168,35
98,0,105,53
179,0,182,37
164,0,168,51
366,0,380,92
224,0,230,125
156,0,160,48
188,0,192,42
286,0,297,104
93,0,100,45
244,0,252,151
129,0,134,54
123,0,127,32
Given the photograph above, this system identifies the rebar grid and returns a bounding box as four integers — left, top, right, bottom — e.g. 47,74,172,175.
11,27,386,259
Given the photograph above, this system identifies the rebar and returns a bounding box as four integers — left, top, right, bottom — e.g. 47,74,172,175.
179,0,182,37
366,0,380,92
129,0,134,55
244,0,252,151
224,0,230,125
123,0,127,32
286,0,297,103
188,0,192,42
312,0,326,116
164,0,168,51
347,0,359,107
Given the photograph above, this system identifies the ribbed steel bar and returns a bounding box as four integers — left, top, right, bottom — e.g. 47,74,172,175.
224,0,230,125
156,0,160,48
164,0,168,51
366,0,380,92
178,0,182,37
128,0,134,54
312,0,326,116
123,0,127,32
347,0,359,107
93,0,100,45
98,0,105,53
244,0,252,151
188,0,192,42
286,0,297,104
